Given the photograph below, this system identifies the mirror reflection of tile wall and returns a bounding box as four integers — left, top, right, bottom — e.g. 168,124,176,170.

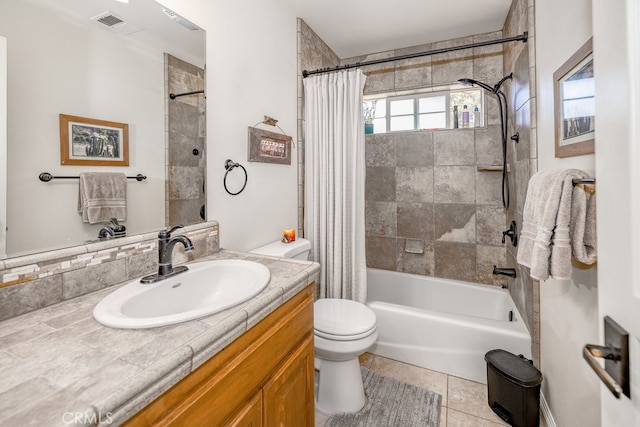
166,54,207,227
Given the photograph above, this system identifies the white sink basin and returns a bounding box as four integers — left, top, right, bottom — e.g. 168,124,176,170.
93,259,271,329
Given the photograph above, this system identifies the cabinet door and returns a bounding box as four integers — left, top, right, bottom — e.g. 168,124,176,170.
226,391,262,427
263,334,314,426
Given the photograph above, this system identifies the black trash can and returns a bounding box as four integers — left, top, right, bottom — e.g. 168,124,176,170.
485,349,543,427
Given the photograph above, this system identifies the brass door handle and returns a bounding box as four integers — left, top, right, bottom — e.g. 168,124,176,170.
583,344,623,398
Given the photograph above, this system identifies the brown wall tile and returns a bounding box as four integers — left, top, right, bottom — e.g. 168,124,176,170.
366,202,397,237
396,132,433,167
396,239,434,276
434,130,475,165
366,236,397,270
477,206,507,246
366,167,396,201
396,167,434,203
434,242,476,281
366,133,397,167
477,245,508,285
434,204,476,243
433,166,476,204
397,202,434,240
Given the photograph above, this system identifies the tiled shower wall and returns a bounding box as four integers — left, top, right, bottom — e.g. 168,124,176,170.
503,0,541,365
343,33,509,286
165,54,206,228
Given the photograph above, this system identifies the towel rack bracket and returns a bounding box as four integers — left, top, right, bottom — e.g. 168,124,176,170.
39,172,54,182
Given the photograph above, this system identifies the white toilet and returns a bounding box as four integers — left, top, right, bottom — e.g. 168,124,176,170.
251,237,378,415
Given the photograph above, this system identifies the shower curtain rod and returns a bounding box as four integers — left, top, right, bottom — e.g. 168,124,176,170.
302,32,528,78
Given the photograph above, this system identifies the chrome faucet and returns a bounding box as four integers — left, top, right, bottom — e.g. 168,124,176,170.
140,225,194,283
98,226,114,240
97,218,127,241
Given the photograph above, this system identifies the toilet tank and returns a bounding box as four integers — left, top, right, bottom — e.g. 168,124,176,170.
250,238,311,260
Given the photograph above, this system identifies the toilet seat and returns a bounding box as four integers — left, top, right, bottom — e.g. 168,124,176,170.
314,324,377,341
314,299,377,341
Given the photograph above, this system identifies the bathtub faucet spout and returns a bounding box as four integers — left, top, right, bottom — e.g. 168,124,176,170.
493,266,517,278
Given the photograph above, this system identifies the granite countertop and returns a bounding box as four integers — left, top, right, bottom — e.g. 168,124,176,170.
0,250,320,426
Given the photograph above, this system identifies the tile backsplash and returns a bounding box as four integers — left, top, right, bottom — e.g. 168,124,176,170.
0,221,220,322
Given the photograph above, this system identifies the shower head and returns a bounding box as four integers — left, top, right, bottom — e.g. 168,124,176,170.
458,73,513,94
458,78,495,93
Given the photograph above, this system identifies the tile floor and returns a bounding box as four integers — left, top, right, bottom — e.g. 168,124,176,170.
315,353,510,427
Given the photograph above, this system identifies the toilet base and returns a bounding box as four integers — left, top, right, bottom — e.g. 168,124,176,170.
315,357,366,415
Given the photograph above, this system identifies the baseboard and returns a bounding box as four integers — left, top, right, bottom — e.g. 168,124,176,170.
540,392,557,427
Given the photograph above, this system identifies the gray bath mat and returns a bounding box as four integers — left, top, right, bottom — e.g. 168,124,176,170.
325,367,442,427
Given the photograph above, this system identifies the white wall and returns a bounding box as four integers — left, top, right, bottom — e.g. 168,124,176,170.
0,36,6,258
157,0,299,252
535,0,600,425
2,1,166,255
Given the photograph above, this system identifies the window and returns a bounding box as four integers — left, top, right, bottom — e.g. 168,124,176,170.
364,87,483,134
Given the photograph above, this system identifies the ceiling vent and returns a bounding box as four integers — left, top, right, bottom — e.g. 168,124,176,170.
90,11,143,35
162,8,199,31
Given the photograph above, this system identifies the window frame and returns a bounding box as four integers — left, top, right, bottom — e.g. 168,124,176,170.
366,86,483,134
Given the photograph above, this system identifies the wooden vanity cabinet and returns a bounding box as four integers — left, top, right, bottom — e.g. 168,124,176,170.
226,391,262,426
124,284,315,427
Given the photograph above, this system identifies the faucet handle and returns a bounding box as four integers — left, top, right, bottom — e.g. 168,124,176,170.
501,221,518,246
168,225,184,234
159,225,184,238
110,218,126,233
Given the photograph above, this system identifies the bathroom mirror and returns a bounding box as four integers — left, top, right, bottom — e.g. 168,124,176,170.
1,0,205,258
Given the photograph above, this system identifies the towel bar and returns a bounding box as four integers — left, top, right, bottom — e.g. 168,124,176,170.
572,178,595,186
39,172,146,182
477,164,511,172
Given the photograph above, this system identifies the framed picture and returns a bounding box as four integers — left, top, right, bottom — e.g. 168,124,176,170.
554,38,594,157
60,114,129,166
247,127,292,165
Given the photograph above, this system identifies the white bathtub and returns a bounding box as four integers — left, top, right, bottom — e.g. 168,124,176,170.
366,268,531,384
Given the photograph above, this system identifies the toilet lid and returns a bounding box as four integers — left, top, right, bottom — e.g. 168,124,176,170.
314,299,377,340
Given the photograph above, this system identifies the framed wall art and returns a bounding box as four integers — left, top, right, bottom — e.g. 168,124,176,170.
60,114,129,166
554,38,594,157
247,126,292,165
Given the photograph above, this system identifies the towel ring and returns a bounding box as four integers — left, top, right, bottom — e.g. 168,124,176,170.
223,159,248,195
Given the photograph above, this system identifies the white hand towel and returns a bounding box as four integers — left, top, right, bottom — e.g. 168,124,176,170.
78,172,127,224
517,169,591,280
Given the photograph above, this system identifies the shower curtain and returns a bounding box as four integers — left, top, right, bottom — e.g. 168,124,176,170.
303,69,367,303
